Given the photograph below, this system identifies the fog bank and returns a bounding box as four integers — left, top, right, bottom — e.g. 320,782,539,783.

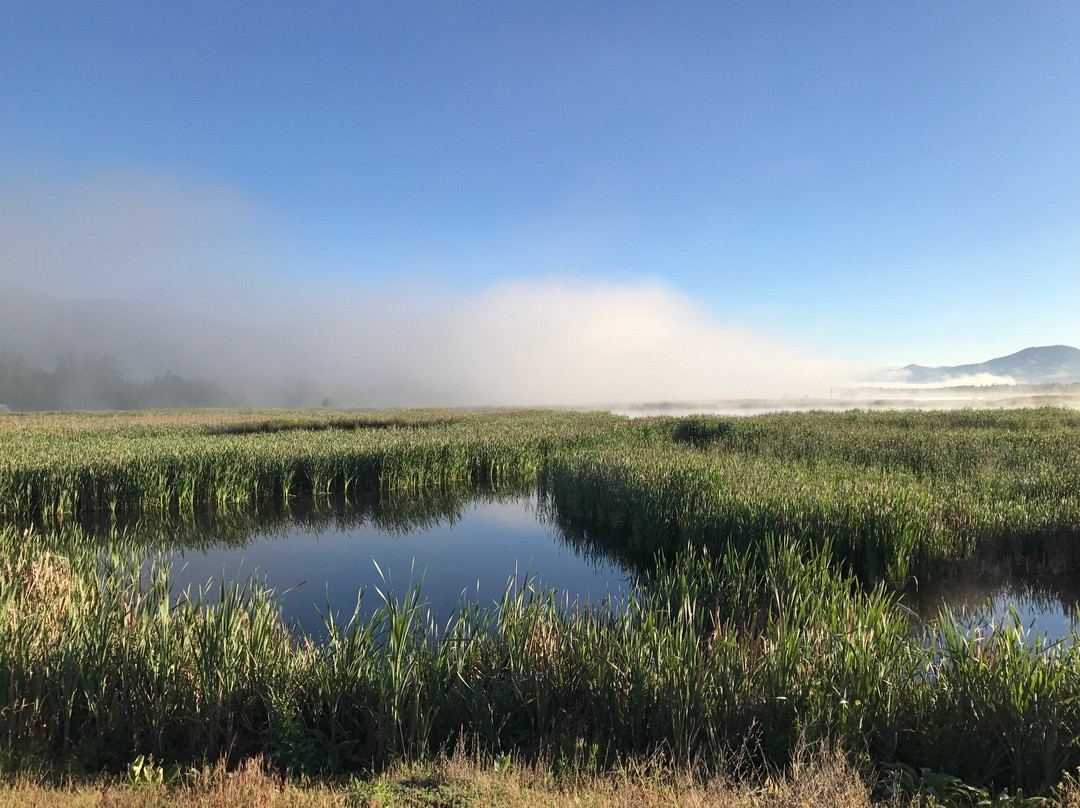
0,171,855,408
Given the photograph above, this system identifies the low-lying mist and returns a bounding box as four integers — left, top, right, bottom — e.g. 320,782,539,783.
0,279,857,409
1,170,858,409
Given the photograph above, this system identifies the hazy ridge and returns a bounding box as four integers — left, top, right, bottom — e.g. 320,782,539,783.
899,345,1080,385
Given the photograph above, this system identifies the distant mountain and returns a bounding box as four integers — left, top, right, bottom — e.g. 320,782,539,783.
899,345,1080,385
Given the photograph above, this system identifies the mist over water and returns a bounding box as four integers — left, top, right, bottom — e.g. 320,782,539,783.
0,171,858,409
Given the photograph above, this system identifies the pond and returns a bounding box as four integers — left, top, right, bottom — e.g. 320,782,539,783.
63,485,1080,644
159,492,636,636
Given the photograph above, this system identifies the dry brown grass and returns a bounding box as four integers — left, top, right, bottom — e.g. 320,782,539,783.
0,758,340,808
4,539,73,648
0,750,919,808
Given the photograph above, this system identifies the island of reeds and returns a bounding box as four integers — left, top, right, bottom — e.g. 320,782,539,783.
2,407,1080,802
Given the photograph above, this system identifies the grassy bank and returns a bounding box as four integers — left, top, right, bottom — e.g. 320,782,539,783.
3,408,1079,579
3,408,1080,797
4,512,1080,794
0,750,901,808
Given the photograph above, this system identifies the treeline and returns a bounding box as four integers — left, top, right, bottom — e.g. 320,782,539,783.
0,351,236,411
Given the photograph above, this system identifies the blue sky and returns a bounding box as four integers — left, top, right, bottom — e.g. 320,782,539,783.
2,2,1079,376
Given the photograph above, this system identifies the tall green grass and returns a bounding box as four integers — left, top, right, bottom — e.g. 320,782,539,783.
0,410,623,521
4,523,1080,793
4,408,1080,794
3,408,1078,578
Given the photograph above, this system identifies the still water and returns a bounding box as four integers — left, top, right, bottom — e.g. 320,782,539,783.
110,486,1080,643
902,575,1080,644
162,495,635,636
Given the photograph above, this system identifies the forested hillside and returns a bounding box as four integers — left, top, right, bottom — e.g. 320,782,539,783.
0,351,233,411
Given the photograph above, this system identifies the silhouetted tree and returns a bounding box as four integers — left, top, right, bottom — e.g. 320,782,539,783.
0,351,234,411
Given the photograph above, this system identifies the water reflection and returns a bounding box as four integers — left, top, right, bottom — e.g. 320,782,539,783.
902,575,1080,644
64,483,533,552
167,495,635,635
44,485,637,636
26,481,1080,642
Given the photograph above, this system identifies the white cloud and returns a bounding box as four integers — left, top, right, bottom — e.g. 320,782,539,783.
301,279,856,405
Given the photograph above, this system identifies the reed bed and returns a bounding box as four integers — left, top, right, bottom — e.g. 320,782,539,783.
3,525,1079,796
3,408,1079,578
3,408,1080,797
0,410,623,522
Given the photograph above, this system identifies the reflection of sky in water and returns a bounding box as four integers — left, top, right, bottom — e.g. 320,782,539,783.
901,576,1080,644
164,497,634,636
